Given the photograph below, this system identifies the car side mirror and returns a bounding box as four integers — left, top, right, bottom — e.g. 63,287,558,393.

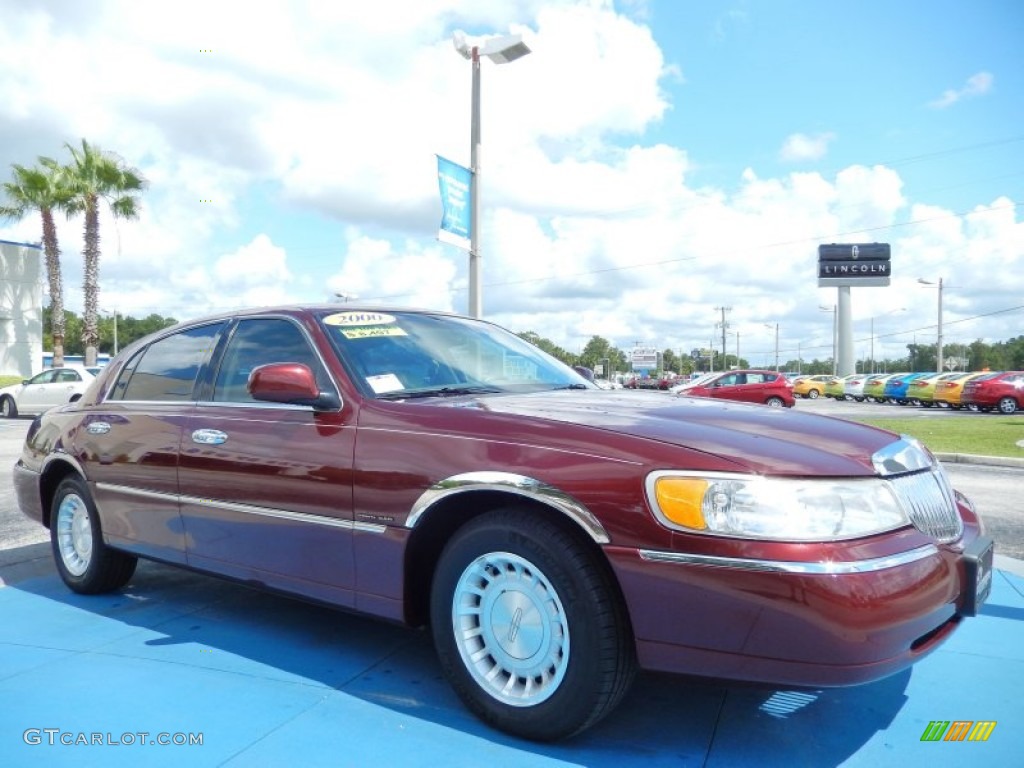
248,363,340,411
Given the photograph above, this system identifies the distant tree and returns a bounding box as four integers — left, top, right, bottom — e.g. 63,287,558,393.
62,139,147,366
517,331,573,365
0,159,73,366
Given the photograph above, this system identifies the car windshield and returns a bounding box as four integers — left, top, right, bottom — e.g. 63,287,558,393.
319,309,593,398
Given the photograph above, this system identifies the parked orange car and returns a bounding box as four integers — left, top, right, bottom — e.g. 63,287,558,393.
932,372,989,409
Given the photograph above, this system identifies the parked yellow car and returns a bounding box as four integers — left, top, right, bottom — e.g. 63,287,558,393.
792,374,832,399
862,374,898,403
823,374,855,399
933,372,989,409
907,372,961,407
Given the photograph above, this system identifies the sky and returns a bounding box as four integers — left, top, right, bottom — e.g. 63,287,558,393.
1,0,1021,367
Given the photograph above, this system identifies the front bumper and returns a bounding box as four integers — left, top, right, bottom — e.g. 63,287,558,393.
609,527,993,688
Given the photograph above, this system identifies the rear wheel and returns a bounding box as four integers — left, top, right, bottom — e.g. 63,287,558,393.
998,397,1018,414
766,396,785,407
50,476,137,594
808,389,820,399
430,508,636,741
0,396,17,418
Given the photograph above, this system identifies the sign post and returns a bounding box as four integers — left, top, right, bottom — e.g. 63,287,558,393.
817,243,891,376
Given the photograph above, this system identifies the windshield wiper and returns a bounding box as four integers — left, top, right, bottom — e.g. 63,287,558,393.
377,385,503,400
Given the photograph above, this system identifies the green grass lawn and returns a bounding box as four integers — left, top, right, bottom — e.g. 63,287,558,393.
853,415,1024,459
0,375,23,388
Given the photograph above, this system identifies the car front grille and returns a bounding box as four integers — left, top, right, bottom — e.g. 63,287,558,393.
888,468,963,543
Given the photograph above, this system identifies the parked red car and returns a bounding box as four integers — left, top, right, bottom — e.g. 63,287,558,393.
14,306,991,741
961,371,1024,413
670,369,795,407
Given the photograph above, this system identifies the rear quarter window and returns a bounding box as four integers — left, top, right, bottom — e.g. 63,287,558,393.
111,323,226,402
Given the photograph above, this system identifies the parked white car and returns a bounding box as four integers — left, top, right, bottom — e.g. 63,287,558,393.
0,366,97,417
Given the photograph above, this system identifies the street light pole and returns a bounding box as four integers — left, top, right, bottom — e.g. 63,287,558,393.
918,278,944,371
100,308,118,356
469,46,482,318
764,323,779,371
453,31,531,318
819,305,837,376
869,307,906,374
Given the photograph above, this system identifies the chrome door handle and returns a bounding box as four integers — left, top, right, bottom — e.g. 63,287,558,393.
191,429,228,445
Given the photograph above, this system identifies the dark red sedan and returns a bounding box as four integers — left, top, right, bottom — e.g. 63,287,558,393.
961,370,1024,413
13,306,992,741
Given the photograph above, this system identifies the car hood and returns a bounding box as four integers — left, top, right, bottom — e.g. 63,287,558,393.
444,389,899,477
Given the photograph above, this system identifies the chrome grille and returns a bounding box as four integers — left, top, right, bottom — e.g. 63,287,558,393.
888,468,963,543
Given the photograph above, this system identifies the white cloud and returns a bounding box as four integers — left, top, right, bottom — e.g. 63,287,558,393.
779,132,836,162
0,1,1019,363
929,71,994,108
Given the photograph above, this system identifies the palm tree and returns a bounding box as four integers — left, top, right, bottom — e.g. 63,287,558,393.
63,139,146,366
0,159,72,367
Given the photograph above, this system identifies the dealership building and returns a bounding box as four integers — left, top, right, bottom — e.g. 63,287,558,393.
0,239,44,378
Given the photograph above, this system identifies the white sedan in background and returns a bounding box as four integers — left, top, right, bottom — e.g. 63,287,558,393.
0,366,97,418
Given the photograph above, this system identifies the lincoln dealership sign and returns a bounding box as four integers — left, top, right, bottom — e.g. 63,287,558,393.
817,243,891,287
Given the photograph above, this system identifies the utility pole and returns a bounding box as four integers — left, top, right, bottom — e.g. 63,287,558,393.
714,306,732,369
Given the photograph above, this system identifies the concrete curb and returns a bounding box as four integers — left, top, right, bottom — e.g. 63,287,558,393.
934,452,1024,470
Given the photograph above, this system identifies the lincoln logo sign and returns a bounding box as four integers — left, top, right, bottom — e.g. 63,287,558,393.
817,242,891,287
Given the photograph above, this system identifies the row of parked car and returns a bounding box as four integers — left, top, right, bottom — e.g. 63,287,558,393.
793,371,1024,414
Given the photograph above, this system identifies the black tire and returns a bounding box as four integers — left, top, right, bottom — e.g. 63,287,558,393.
998,397,1018,414
430,508,636,741
0,395,17,418
766,396,785,407
50,475,137,594
808,389,820,399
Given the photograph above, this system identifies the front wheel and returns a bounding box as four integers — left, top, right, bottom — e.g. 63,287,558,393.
430,508,636,741
50,476,137,594
808,389,820,399
998,397,1018,414
766,396,785,407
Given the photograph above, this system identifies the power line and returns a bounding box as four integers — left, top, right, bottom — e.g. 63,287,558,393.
362,199,1019,302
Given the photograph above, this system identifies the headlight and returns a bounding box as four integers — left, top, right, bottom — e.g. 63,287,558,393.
646,471,910,541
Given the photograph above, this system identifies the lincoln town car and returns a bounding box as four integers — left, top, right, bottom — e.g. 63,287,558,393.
14,306,993,741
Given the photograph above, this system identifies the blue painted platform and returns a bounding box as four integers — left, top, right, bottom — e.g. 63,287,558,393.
0,560,1021,767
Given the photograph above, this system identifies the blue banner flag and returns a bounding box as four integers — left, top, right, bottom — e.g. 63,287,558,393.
436,155,472,250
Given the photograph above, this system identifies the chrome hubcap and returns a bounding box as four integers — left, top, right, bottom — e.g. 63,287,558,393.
452,551,568,707
56,493,92,577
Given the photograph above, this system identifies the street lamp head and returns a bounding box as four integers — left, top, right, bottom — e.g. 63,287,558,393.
452,30,531,64
452,30,473,59
482,33,531,63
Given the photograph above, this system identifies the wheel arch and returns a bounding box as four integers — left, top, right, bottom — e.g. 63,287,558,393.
402,473,615,627
37,457,85,529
